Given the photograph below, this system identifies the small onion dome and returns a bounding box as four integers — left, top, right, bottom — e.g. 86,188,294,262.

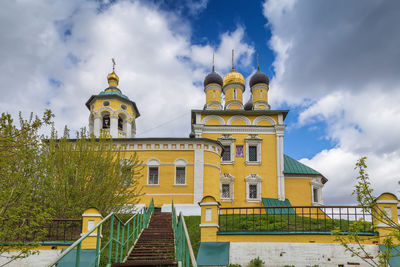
223,69,245,87
244,97,253,110
249,70,269,88
204,71,223,87
107,70,119,86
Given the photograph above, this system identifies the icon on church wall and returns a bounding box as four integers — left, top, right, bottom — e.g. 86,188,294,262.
236,145,244,157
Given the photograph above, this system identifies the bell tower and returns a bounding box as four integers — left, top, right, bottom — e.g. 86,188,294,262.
86,59,140,138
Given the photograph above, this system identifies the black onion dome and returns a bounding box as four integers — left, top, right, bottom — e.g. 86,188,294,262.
244,97,253,110
249,70,269,87
204,71,223,87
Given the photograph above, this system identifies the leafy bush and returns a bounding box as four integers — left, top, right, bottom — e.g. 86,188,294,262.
247,257,265,267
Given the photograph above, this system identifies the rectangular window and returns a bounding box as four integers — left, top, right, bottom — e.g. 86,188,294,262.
148,167,158,184
249,146,257,162
176,167,185,184
249,184,257,199
313,188,318,203
236,145,244,157
221,184,230,199
222,145,231,161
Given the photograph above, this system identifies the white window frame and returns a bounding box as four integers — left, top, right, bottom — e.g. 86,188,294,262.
147,158,160,186
245,174,262,203
220,173,235,202
174,159,187,186
218,135,235,164
245,135,262,165
311,177,323,206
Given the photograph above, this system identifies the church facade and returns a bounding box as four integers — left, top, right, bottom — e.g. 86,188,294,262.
85,61,327,212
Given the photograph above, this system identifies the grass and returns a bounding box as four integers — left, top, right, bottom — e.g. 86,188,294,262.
218,213,373,233
183,216,201,257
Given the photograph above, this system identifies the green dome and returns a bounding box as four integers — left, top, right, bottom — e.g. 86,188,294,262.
99,87,129,100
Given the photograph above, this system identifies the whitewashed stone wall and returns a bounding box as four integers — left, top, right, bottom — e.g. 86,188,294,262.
0,250,62,267
229,242,379,267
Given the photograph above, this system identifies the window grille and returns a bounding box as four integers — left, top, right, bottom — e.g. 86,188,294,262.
176,167,185,184
222,184,230,199
249,184,257,199
249,146,257,162
149,167,158,184
222,145,231,161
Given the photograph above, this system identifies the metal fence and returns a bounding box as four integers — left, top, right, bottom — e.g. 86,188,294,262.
219,206,374,233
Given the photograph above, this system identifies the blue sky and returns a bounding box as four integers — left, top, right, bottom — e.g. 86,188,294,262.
1,0,400,204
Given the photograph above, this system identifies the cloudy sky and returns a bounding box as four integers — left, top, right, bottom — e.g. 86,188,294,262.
1,0,400,204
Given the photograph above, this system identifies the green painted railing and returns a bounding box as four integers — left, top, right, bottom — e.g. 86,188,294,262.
171,202,197,267
47,199,154,267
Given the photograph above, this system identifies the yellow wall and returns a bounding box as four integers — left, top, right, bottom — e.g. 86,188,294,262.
252,87,268,104
285,178,312,206
201,131,278,207
205,86,222,108
225,87,243,107
215,233,378,244
93,98,134,117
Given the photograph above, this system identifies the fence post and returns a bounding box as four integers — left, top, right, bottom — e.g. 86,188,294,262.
81,207,103,249
372,193,399,244
198,195,220,242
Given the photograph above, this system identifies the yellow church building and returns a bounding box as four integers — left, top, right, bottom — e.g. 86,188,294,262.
85,60,327,213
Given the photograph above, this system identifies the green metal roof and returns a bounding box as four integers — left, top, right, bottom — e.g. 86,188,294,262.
262,198,295,215
98,89,129,100
196,242,230,266
284,154,321,175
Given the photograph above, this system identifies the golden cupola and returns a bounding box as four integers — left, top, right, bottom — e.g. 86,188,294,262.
107,70,119,88
222,50,245,110
222,68,245,87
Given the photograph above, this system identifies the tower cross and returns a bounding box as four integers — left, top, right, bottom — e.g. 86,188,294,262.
212,52,215,72
232,49,234,70
257,53,259,71
112,58,116,71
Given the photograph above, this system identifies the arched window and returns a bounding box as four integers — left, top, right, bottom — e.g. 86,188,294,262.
102,114,110,129
233,88,237,100
213,90,216,98
118,115,123,131
260,90,263,98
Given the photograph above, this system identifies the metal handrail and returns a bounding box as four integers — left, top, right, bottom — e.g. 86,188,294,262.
172,202,197,267
47,199,154,267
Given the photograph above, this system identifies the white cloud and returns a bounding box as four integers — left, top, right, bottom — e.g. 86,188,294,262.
264,0,400,203
0,0,254,138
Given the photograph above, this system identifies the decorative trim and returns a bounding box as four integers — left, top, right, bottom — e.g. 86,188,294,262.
218,135,235,164
245,174,262,202
226,101,244,110
201,115,225,125
201,125,275,134
221,173,235,201
245,135,262,165
227,115,251,126
199,202,220,206
252,116,276,126
199,224,219,228
82,214,102,218
376,200,398,204
204,163,221,170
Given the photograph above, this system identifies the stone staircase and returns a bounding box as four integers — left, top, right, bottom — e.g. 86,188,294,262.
112,212,177,267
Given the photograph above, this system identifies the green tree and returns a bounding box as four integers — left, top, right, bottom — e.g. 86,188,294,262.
0,111,143,265
333,157,400,267
0,111,54,266
42,128,143,218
